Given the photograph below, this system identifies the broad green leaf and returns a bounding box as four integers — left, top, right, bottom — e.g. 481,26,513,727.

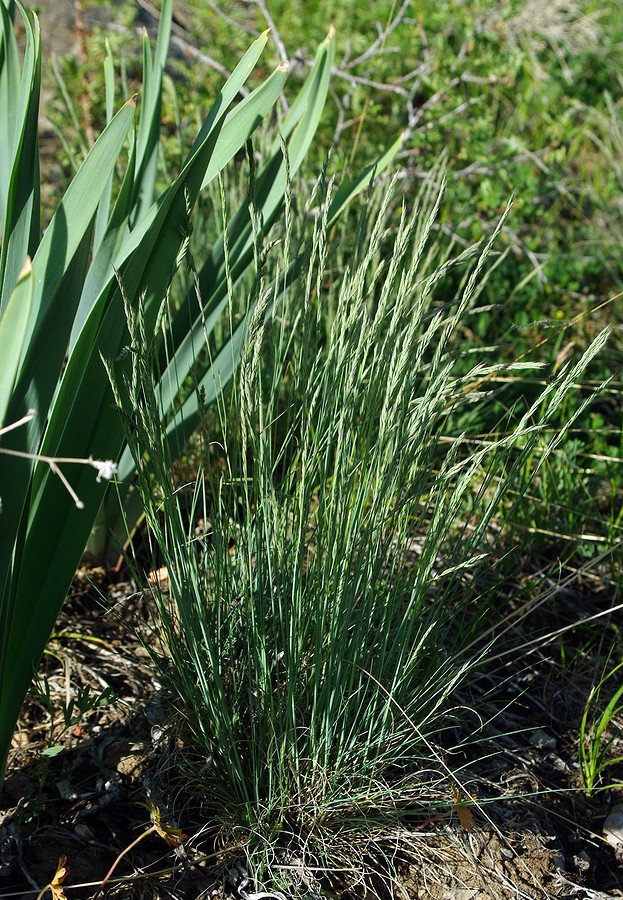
2,107,238,740
69,29,273,359
0,100,134,605
93,39,118,253
200,61,289,190
130,0,172,226
0,257,32,427
188,29,270,159
156,29,337,436
0,1,41,310
0,0,22,228
70,133,138,351
20,99,135,359
21,57,285,621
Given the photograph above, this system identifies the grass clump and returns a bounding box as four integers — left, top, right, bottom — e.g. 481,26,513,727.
110,168,608,895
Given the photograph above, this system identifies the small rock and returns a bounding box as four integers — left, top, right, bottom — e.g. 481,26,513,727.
529,729,557,750
56,778,85,800
572,849,591,872
73,822,96,841
116,749,149,779
603,804,623,847
551,850,566,870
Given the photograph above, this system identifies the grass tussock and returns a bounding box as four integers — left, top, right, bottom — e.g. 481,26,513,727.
110,167,609,894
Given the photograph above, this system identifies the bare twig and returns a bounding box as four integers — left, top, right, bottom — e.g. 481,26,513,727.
203,0,258,36
339,0,412,71
133,0,246,90
243,0,288,67
169,32,239,84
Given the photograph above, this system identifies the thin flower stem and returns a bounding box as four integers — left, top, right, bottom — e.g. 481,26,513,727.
49,461,84,509
0,409,36,436
0,447,117,508
92,825,157,900
0,447,104,467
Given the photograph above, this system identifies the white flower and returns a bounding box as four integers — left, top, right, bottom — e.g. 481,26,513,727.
89,457,118,482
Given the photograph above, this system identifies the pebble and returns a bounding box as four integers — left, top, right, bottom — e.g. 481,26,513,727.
603,804,623,847
551,849,566,870
572,849,591,872
529,729,557,750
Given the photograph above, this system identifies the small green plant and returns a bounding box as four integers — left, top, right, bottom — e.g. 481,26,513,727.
30,674,115,759
579,653,623,797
